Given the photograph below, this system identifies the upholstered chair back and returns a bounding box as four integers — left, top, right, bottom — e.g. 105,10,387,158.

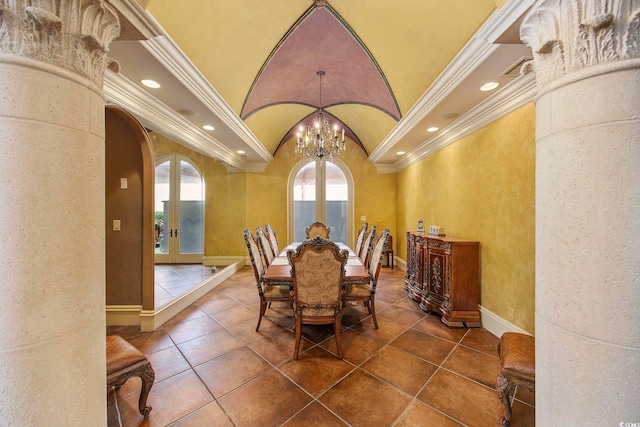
256,226,275,267
305,221,331,239
265,224,280,257
368,228,390,290
243,229,265,286
287,237,347,317
353,222,368,257
359,225,377,264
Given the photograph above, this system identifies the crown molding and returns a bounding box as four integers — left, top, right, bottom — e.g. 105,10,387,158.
374,163,397,174
142,33,273,164
107,0,164,39
391,72,536,172
369,0,536,169
368,37,498,163
475,0,535,43
104,71,254,171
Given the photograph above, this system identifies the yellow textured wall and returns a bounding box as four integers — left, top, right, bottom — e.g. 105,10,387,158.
397,104,536,333
150,133,239,259
245,139,396,249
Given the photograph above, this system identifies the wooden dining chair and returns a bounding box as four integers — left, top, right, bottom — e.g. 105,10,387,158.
344,228,389,329
353,222,368,259
305,221,331,239
256,226,275,267
359,225,377,267
265,224,280,257
243,229,291,331
287,237,348,359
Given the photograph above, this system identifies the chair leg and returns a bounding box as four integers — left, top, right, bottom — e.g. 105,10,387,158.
334,316,343,359
370,297,378,329
293,316,302,360
256,299,267,331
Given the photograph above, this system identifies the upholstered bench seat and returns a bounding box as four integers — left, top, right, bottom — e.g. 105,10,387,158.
496,332,535,427
106,335,155,417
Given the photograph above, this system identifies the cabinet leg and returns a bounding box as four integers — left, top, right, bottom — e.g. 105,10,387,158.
441,317,465,328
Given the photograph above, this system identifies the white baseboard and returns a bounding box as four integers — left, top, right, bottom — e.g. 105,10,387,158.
479,305,532,338
391,257,530,337
140,258,245,331
106,305,143,326
107,259,247,331
202,255,245,267
394,256,406,271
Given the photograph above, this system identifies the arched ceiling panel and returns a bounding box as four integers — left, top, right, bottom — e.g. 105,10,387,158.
322,105,396,155
241,6,400,121
125,0,534,171
147,0,308,113
244,103,314,154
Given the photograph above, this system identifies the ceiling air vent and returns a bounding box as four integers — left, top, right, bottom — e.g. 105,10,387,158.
500,56,533,77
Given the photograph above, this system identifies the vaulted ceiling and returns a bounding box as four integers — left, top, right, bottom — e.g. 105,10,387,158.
105,0,535,172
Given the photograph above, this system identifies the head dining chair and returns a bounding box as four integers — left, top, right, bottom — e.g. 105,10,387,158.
353,222,368,259
344,228,389,329
256,226,275,267
287,237,348,360
359,225,377,267
305,221,331,239
243,229,291,331
264,224,280,257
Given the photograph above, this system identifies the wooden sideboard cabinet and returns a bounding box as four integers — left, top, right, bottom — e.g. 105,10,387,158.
404,232,480,327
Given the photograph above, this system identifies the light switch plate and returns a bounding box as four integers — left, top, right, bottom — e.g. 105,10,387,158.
113,220,121,231
120,178,128,189
360,216,366,221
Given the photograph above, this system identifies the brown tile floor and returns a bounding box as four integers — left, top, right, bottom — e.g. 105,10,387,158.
108,267,535,427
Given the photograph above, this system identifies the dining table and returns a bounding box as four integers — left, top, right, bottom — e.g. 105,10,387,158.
262,241,370,286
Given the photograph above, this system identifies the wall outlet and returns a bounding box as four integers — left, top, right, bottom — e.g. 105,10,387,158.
360,216,366,221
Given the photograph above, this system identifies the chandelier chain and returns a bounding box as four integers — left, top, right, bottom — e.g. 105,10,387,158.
296,70,346,162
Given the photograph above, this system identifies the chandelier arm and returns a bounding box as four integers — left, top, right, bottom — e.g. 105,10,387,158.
296,71,346,162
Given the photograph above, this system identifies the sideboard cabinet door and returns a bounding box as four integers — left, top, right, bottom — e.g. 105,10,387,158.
406,232,480,327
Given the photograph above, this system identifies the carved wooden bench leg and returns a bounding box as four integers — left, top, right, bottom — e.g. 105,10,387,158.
106,335,156,417
496,332,535,427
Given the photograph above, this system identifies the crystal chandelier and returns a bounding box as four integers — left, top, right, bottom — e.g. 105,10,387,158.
295,71,346,161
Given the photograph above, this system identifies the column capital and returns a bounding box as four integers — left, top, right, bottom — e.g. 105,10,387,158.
520,0,640,90
0,0,121,86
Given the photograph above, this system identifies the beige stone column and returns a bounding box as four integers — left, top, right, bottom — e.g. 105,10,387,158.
0,2,120,425
521,1,640,424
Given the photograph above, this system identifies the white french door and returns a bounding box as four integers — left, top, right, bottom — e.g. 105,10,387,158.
290,158,353,245
154,154,204,263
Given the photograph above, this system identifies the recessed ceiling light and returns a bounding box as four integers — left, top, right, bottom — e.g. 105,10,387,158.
203,125,215,131
179,109,197,117
236,150,245,154
480,82,500,91
140,79,160,89
396,151,405,155
427,127,439,132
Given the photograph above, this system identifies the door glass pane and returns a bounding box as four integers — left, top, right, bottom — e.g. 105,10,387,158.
293,162,316,242
179,160,204,254
325,161,348,243
154,160,170,254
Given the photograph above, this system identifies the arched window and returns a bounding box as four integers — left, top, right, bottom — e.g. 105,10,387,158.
289,158,354,245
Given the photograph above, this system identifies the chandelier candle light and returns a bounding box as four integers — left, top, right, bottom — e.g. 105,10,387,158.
296,71,346,161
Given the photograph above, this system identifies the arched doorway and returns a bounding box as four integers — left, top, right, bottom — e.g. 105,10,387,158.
154,154,205,263
289,158,354,246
